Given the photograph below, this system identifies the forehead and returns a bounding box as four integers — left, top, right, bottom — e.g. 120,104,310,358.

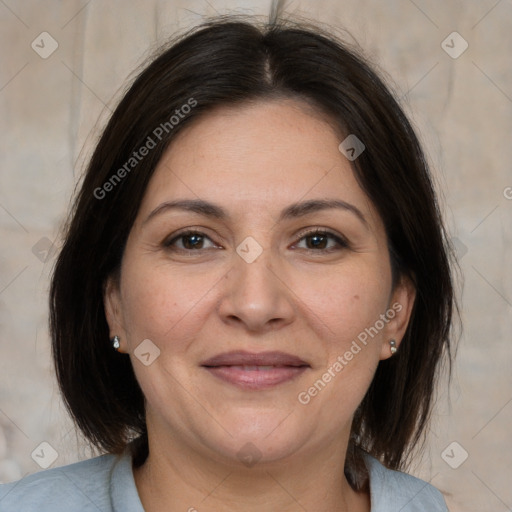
137,99,380,228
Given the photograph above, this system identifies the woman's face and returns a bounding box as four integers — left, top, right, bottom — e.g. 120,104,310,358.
105,99,415,467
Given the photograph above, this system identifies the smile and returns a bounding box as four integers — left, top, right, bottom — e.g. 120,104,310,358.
202,364,309,390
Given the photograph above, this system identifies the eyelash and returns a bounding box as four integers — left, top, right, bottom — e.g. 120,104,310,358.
163,228,349,254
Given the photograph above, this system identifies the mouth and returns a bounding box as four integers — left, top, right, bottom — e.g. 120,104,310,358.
201,351,310,390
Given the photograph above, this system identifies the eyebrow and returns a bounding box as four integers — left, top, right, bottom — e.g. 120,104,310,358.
144,198,369,227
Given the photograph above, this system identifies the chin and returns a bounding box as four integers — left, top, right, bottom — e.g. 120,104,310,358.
197,411,308,466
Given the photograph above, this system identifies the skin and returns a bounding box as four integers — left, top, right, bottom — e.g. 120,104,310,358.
104,98,416,512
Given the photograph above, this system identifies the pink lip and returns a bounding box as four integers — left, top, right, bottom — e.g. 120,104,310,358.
201,350,308,367
201,351,310,390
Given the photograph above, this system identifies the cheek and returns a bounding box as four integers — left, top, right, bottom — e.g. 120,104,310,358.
119,257,223,349
294,268,387,426
296,260,391,347
118,261,217,406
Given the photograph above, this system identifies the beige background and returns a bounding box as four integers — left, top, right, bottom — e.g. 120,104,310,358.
1,1,511,511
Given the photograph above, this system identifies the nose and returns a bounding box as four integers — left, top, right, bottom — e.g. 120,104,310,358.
217,243,296,333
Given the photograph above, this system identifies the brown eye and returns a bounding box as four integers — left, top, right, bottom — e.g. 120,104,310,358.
294,229,349,252
164,231,217,251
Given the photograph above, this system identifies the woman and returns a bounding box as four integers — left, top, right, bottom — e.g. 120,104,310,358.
0,10,457,512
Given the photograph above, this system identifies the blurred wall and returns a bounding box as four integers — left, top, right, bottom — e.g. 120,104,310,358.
1,1,511,511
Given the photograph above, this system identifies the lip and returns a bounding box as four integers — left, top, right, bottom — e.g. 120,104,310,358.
201,350,309,367
201,350,310,390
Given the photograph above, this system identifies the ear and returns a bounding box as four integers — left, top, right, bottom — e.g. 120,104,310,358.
103,274,128,353
379,274,416,360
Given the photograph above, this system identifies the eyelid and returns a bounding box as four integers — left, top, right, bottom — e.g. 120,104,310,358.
162,228,221,249
162,227,350,252
292,228,350,250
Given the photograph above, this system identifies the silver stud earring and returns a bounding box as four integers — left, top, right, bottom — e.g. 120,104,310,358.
389,339,397,355
112,335,121,351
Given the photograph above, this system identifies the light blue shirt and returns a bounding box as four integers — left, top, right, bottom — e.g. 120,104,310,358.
0,449,449,511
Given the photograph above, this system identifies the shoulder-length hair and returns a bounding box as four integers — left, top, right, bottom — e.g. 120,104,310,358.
50,13,458,490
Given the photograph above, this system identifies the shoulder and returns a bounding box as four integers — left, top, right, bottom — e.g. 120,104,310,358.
0,453,119,512
364,453,449,511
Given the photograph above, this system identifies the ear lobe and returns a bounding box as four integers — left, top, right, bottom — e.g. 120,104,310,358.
380,274,416,359
103,275,126,352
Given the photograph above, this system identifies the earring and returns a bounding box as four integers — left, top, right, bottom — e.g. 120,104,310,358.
389,339,397,355
112,335,121,351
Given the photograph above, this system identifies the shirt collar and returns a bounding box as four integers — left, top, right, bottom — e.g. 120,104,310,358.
110,449,145,512
109,447,421,511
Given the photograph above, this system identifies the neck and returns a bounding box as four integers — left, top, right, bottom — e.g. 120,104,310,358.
132,431,370,512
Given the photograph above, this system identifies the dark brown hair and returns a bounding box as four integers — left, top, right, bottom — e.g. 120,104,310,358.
50,13,458,490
